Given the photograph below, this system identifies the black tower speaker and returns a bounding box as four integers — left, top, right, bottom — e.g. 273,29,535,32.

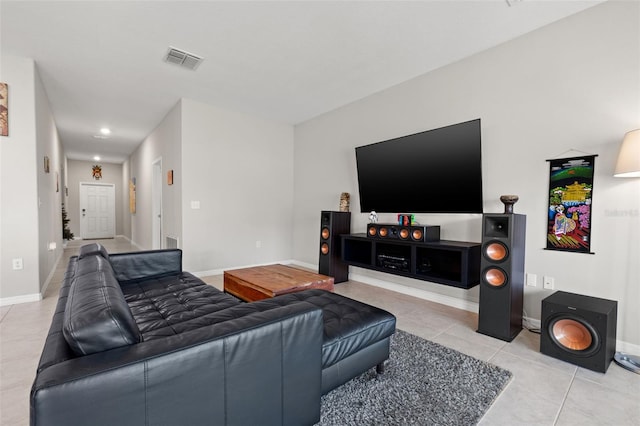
477,213,526,342
540,291,617,373
319,211,351,284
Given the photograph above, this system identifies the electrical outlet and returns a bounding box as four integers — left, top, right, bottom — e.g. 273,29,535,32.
526,273,537,287
543,276,555,290
12,258,23,270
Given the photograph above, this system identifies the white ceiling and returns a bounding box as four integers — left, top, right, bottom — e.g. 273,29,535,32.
1,0,604,164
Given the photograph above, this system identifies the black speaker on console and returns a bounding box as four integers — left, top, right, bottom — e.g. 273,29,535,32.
319,211,351,283
540,291,617,373
477,213,526,342
367,224,440,242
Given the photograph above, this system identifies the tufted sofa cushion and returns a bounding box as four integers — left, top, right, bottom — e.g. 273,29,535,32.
271,290,396,368
121,273,242,339
77,242,109,260
63,254,141,355
122,282,395,370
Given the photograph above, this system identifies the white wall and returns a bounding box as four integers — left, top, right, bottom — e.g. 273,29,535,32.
34,62,64,292
0,56,63,302
293,1,640,346
129,100,182,249
181,98,294,272
0,57,40,301
66,160,124,238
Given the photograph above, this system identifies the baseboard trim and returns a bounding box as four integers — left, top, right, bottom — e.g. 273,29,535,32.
244,260,481,313
195,259,640,354
116,235,145,251
616,340,640,355
40,249,64,297
0,293,42,307
289,260,317,271
349,271,480,313
193,259,297,278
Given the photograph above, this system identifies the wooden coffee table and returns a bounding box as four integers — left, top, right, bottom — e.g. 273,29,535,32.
223,264,335,302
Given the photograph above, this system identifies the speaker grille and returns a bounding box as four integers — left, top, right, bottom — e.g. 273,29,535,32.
483,267,507,287
484,216,509,238
484,241,508,262
549,316,599,355
320,242,329,255
321,227,330,240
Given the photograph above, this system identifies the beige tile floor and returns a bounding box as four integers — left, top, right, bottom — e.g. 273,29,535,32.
1,237,639,425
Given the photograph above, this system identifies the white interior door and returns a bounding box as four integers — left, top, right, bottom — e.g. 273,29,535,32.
80,183,115,239
152,158,162,249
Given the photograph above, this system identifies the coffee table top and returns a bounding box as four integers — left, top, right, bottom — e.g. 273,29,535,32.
223,264,335,301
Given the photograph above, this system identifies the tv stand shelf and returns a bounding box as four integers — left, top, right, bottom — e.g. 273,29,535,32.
341,233,481,289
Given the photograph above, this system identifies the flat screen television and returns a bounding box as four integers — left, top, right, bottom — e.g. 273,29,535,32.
355,119,483,214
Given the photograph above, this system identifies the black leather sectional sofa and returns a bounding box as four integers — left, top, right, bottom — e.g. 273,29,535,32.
30,243,396,425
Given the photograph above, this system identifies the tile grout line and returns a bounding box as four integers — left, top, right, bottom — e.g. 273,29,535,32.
0,304,14,323
553,367,577,425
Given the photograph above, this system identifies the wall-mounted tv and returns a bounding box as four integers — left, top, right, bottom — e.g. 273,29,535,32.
355,119,483,214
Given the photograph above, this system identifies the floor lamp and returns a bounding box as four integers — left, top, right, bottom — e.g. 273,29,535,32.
613,128,640,373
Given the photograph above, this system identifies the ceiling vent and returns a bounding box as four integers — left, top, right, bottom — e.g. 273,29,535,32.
164,47,203,70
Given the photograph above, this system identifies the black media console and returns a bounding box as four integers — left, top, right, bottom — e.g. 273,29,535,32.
340,233,481,289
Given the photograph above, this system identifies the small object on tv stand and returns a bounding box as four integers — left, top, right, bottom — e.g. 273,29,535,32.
500,195,519,214
369,211,378,223
397,214,415,226
339,192,350,212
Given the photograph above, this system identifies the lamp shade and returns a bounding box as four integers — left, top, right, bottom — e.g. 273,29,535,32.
614,129,640,178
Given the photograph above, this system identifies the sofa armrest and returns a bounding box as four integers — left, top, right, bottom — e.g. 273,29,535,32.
31,302,323,426
109,249,182,283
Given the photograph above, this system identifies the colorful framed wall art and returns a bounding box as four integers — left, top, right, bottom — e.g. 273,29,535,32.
0,83,8,136
546,155,596,254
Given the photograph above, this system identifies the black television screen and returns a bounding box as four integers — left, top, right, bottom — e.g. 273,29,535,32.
355,119,483,214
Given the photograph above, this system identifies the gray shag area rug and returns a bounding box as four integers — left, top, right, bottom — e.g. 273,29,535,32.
318,330,512,425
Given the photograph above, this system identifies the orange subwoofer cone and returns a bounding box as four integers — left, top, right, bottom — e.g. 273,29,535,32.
412,229,423,240
369,227,377,236
321,227,330,240
379,227,388,237
485,242,508,261
400,229,409,239
552,319,593,351
484,268,506,287
321,243,329,255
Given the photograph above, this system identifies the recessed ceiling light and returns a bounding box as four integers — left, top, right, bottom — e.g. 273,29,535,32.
100,127,111,135
93,156,101,161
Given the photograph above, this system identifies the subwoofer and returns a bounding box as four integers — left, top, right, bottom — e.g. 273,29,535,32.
540,291,617,373
367,224,440,242
319,211,351,283
477,213,526,342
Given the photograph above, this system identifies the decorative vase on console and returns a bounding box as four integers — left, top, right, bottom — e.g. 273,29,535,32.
500,195,519,214
340,192,350,212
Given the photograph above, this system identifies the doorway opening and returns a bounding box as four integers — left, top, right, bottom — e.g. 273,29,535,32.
152,158,163,249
